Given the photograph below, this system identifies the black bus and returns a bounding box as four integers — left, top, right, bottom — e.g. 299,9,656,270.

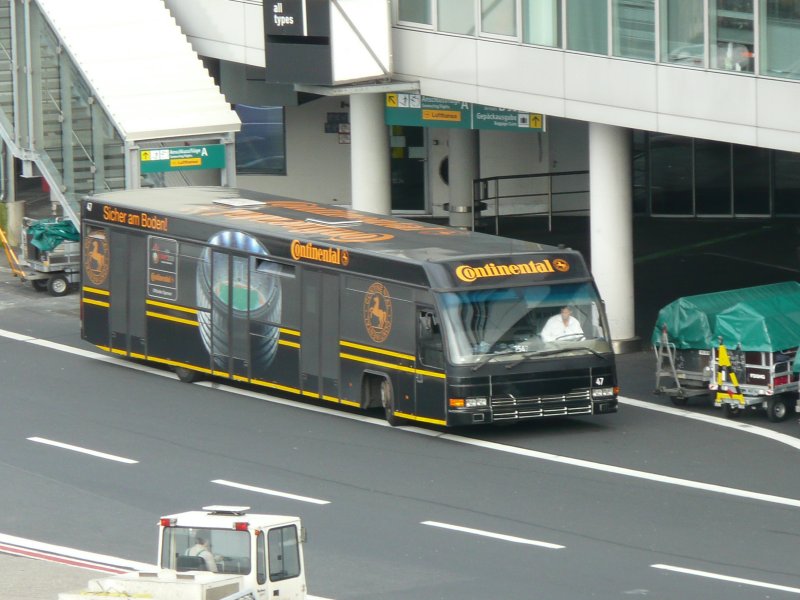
80,187,618,426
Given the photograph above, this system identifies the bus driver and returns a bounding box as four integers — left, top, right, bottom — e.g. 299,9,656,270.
541,306,583,342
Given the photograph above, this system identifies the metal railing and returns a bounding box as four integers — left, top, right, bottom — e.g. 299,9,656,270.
472,170,590,234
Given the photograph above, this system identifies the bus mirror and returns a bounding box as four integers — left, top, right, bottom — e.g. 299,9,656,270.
419,314,433,333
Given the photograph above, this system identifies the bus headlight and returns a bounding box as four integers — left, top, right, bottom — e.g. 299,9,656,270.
465,396,488,408
592,387,615,398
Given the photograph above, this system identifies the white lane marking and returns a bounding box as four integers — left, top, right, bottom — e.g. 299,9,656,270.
212,479,330,505
620,396,800,451
434,433,800,508
0,532,154,572
422,521,564,549
27,437,138,464
652,564,800,594
4,330,800,508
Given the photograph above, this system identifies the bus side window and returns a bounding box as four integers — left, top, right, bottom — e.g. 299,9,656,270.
418,310,444,369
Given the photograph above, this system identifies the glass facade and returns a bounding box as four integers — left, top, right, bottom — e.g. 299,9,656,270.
481,0,516,36
439,0,475,34
637,132,800,217
394,0,800,81
394,0,800,79
613,0,655,60
523,0,561,46
761,0,800,79
392,1,800,219
567,0,608,53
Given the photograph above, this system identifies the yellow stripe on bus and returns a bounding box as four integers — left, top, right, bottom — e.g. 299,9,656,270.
145,311,199,327
279,327,300,336
339,340,414,361
145,299,198,315
394,411,447,426
278,339,301,349
92,345,445,424
82,286,110,296
250,378,302,394
339,352,446,379
83,298,110,308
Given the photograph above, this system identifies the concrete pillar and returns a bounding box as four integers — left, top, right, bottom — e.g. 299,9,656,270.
5,200,25,246
448,128,479,229
589,123,637,351
350,93,391,215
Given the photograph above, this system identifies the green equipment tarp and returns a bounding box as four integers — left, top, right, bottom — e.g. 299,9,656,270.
651,281,800,350
27,219,79,252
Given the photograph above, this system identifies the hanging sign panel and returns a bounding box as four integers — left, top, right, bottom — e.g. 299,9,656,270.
385,94,545,132
140,145,226,173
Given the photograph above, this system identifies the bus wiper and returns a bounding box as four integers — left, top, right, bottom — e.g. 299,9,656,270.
505,346,605,368
470,350,512,372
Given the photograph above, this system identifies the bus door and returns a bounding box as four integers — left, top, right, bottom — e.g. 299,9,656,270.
300,270,340,401
109,231,146,356
415,307,447,419
209,251,251,380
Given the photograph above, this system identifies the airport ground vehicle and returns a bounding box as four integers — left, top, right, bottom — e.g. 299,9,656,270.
0,217,80,296
58,506,308,600
653,282,800,420
80,187,617,426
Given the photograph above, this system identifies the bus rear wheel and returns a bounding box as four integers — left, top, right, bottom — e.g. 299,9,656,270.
174,366,202,383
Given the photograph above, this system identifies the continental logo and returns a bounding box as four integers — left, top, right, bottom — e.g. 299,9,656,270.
455,259,568,283
290,240,349,266
363,282,393,343
83,232,110,286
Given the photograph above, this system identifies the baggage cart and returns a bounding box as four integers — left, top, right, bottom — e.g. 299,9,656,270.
653,282,800,416
18,217,80,296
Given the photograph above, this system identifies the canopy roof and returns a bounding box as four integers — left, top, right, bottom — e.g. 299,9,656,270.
651,282,800,350
37,0,240,142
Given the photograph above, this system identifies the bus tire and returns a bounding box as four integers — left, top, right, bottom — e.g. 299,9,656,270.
380,378,401,427
766,396,789,422
174,366,202,383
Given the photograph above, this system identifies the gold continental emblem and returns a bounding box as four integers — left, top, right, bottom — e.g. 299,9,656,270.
290,240,348,266
455,259,564,283
552,258,570,272
363,282,392,343
83,232,110,286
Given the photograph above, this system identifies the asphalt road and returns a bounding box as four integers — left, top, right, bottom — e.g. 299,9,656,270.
2,268,800,599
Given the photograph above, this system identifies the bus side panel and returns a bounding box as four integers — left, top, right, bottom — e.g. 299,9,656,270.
249,258,301,393
339,276,415,415
145,241,211,373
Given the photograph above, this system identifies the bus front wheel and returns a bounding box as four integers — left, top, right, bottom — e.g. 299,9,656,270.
380,378,401,427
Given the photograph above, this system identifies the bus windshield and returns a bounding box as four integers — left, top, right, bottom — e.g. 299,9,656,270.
437,282,612,365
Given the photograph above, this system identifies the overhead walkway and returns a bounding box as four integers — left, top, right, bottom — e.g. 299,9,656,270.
0,0,240,228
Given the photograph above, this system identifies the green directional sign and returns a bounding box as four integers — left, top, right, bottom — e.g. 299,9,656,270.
140,144,226,173
385,94,544,132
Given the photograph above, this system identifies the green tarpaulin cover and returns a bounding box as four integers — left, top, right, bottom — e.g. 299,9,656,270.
27,219,79,253
651,281,800,351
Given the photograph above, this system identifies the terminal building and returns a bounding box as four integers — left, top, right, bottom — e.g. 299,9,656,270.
1,0,799,350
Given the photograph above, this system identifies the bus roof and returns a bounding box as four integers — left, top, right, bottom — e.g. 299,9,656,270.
85,187,590,288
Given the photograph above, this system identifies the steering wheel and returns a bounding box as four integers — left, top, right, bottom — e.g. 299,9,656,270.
556,332,585,341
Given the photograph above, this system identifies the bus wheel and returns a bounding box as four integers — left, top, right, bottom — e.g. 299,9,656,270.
766,396,789,422
174,366,202,383
380,378,401,427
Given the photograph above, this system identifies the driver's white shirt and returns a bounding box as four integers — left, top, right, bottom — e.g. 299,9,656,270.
541,315,583,342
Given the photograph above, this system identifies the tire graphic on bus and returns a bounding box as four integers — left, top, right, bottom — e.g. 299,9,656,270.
196,231,281,371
